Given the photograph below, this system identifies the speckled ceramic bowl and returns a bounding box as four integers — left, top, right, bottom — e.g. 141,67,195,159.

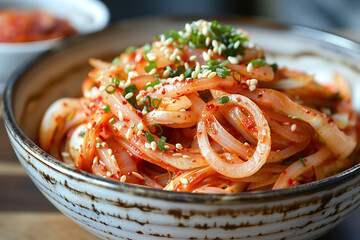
3,17,360,240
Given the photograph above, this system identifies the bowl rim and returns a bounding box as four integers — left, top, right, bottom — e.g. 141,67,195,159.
3,17,360,204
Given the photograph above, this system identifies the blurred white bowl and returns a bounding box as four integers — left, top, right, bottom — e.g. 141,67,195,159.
0,0,109,89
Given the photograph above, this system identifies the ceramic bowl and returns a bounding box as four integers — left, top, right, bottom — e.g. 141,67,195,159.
3,17,360,240
0,0,109,88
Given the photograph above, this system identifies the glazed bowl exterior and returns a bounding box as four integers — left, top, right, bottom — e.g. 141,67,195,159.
0,0,109,86
3,17,360,240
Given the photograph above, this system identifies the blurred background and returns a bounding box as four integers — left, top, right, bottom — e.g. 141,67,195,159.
101,0,360,40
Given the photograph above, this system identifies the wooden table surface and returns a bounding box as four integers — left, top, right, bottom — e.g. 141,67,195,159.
1,28,360,240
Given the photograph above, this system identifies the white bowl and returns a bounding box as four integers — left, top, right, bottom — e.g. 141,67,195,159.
0,0,109,88
3,17,360,240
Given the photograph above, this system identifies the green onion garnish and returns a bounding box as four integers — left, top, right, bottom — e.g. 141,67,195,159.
125,46,137,54
216,68,231,79
249,59,265,67
144,79,161,90
158,136,167,152
283,160,295,166
112,57,120,65
144,62,157,73
152,98,161,108
154,74,161,78
102,104,111,113
184,67,195,78
123,84,138,95
109,118,116,124
96,142,101,148
217,96,230,104
145,131,154,142
143,96,151,108
131,123,136,129
105,85,116,94
109,78,121,86
232,71,241,82
79,131,85,137
149,123,163,136
143,43,152,53
299,158,307,167
124,68,130,74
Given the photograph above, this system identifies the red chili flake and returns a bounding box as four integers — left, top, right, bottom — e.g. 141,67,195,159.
303,158,308,162
161,89,166,95
306,110,311,114
236,97,241,102
328,118,334,123
283,170,287,175
205,104,215,110
122,100,127,104
55,115,62,122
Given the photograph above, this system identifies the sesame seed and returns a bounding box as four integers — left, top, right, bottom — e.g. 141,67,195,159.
207,49,214,57
145,142,151,149
208,72,217,78
182,155,191,159
205,37,210,46
201,65,210,69
249,85,256,92
147,53,156,61
212,40,218,49
184,62,189,70
179,109,186,112
118,111,124,121
175,143,183,150
160,34,165,43
117,125,123,131
163,37,173,45
137,122,144,131
99,86,105,91
234,40,241,49
132,172,145,180
137,130,142,136
179,74,184,81
189,55,197,61
163,69,171,78
179,178,189,185
202,69,211,78
61,152,70,158
151,141,157,151
146,86,154,92
198,73,203,79
125,92,134,99
248,41,255,48
148,68,157,75
160,46,166,51
236,55,243,61
244,142,250,146
228,56,239,64
167,180,174,191
217,47,222,55
283,122,290,126
106,171,111,177
126,129,133,139
110,155,116,161
247,63,253,72
249,79,258,85
169,52,177,61
291,124,297,132
164,145,170,149
87,122,92,129
176,55,182,61
191,71,198,79
202,51,210,61
185,23,192,33
101,142,107,147
120,175,127,182
107,149,113,155
195,62,201,72
164,48,171,55
142,108,148,115
155,41,162,48
135,53,142,62
172,153,183,157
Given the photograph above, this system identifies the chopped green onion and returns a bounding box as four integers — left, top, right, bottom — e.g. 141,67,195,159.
217,96,230,104
79,131,85,137
144,62,157,73
330,92,342,101
102,104,111,113
232,71,241,82
66,110,75,121
249,59,265,67
174,59,179,64
154,74,161,78
124,68,130,74
158,136,167,152
105,85,116,94
270,63,278,72
125,46,137,54
144,131,154,142
109,78,121,86
149,123,163,136
143,96,151,108
216,68,231,79
96,142,101,148
143,43,152,53
123,84,138,95
153,35,159,41
112,57,120,65
131,123,136,129
219,60,229,68
143,105,149,112
299,157,307,167
152,98,161,108
109,118,116,124
144,79,161,90
184,67,195,78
